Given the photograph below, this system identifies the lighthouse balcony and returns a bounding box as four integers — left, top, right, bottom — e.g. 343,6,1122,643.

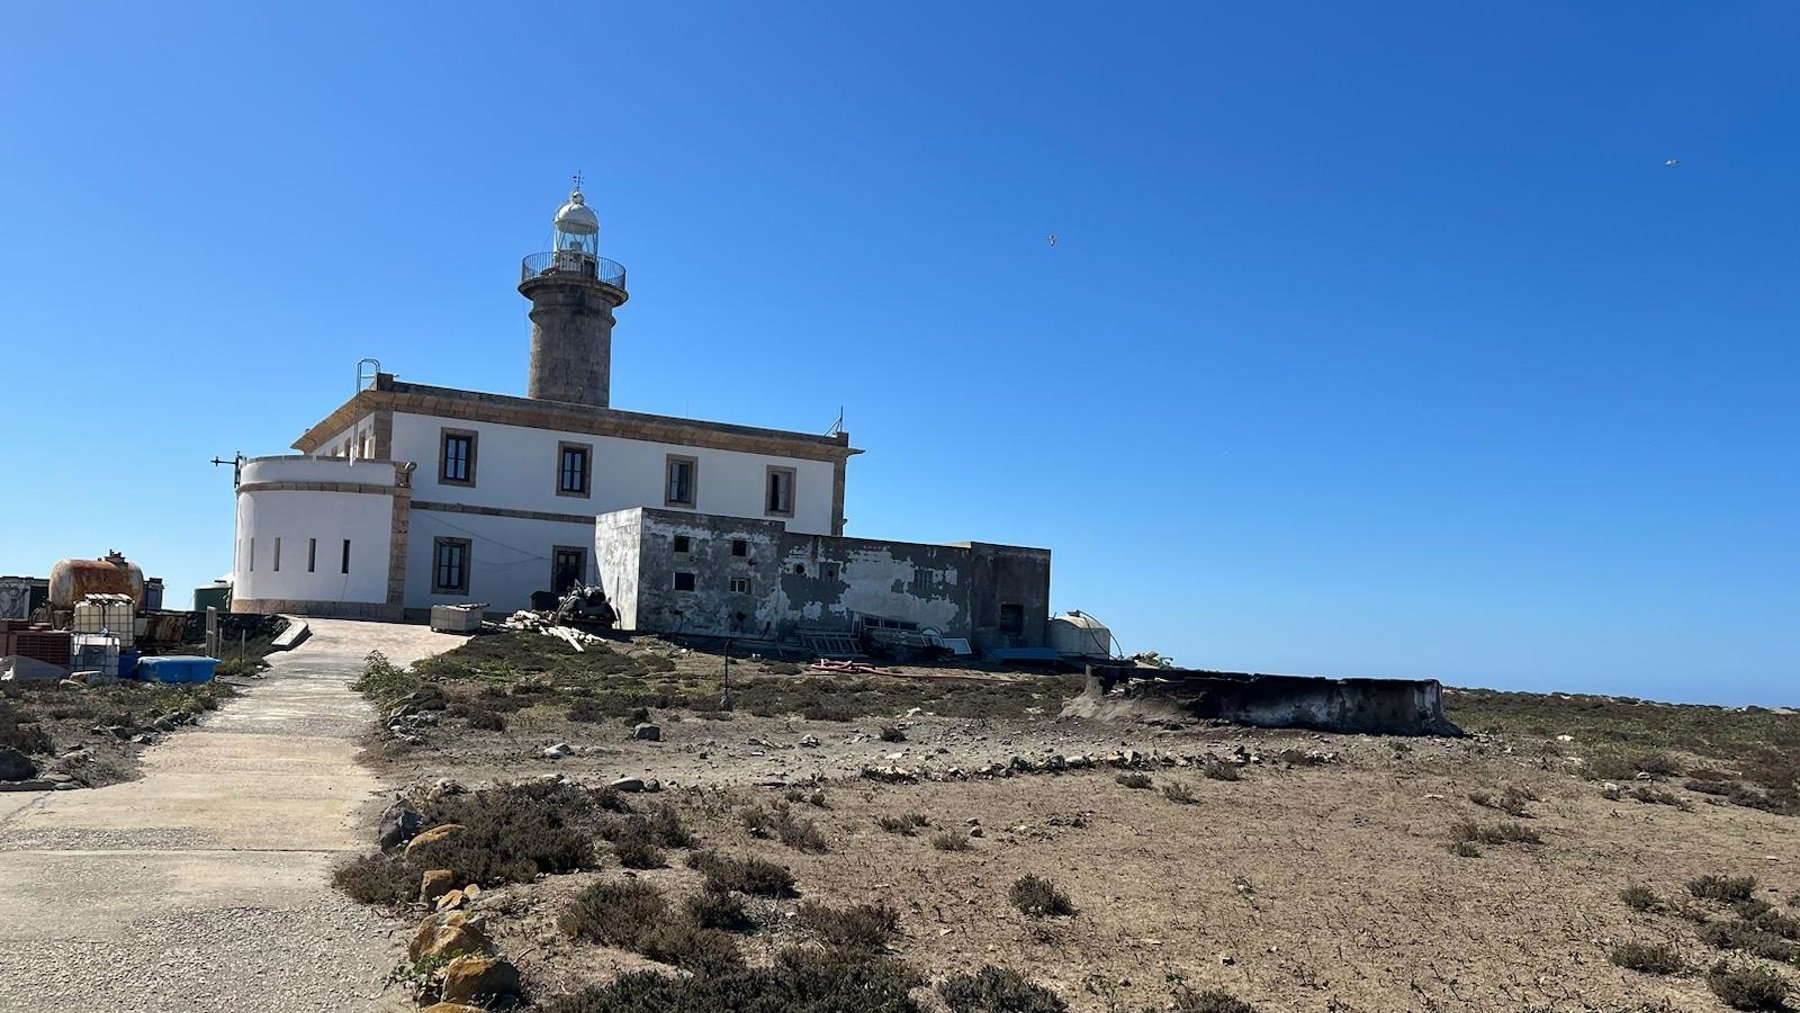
521,251,627,289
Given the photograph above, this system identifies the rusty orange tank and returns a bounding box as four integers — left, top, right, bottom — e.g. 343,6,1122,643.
48,551,145,609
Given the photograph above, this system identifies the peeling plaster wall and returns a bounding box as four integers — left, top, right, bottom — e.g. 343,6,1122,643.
599,508,1051,646
625,511,784,636
777,536,968,634
595,508,645,629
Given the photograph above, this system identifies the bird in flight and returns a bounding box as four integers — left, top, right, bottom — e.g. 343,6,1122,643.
1665,158,1681,166
1047,234,1058,247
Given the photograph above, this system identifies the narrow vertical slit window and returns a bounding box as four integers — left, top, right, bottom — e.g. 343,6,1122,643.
341,539,352,574
765,466,796,517
307,538,317,573
273,538,282,572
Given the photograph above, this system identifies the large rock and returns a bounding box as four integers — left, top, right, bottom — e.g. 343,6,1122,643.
407,910,491,962
406,823,466,854
377,800,423,850
439,955,521,1004
420,1004,486,1013
420,868,457,903
0,747,36,782
633,722,662,742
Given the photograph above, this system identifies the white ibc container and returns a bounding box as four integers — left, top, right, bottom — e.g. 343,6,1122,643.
73,594,136,648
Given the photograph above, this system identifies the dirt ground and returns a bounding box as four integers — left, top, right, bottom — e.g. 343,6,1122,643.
357,631,1800,1013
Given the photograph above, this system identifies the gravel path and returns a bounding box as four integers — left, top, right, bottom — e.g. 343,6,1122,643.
0,619,463,1013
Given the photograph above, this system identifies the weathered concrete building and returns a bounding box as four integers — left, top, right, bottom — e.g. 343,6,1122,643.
229,184,1052,653
597,507,1048,653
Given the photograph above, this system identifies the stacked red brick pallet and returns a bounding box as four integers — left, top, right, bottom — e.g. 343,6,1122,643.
2,621,72,669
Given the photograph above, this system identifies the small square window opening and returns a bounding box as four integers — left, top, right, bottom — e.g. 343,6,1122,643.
674,571,697,591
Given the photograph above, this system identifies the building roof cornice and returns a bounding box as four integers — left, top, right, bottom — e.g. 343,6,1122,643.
292,376,860,464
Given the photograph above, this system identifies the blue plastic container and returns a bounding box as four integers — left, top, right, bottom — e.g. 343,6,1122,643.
137,656,219,684
117,650,142,680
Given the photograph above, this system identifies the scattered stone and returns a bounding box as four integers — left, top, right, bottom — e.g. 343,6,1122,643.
0,779,53,792
798,734,820,748
408,910,491,962
968,826,984,838
378,801,424,850
407,823,467,853
152,716,178,732
420,869,457,903
463,883,481,900
542,742,573,759
0,746,37,782
609,776,651,793
427,778,467,801
633,723,662,742
420,1004,486,1013
436,888,467,911
439,955,520,1003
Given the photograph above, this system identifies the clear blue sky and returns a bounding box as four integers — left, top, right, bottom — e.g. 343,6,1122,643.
2,3,1794,704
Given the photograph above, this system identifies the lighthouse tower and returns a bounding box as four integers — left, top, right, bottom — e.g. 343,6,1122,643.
519,180,628,407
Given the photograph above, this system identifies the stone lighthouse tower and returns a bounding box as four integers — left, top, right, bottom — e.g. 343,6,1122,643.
520,181,628,406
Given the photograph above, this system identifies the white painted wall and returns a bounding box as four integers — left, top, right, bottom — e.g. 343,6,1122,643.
235,457,394,603
389,412,836,535
318,412,377,459
403,508,594,612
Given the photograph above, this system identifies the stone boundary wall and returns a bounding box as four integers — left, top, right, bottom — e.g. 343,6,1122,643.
1086,665,1462,737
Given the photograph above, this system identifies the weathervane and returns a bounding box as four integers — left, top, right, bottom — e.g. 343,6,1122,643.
572,170,584,194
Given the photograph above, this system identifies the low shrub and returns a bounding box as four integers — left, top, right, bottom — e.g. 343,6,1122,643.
613,838,665,869
1115,772,1153,790
687,850,797,897
1162,781,1199,804
1201,760,1241,783
1169,988,1258,1013
1450,819,1541,846
1620,884,1661,913
1447,840,1482,858
1469,785,1534,817
930,831,972,852
1689,875,1758,903
352,650,420,705
796,900,900,955
1706,961,1791,1010
743,802,828,853
686,885,755,932
331,852,416,905
877,813,930,836
407,780,598,885
939,965,1067,1013
1630,786,1690,809
561,879,668,947
540,949,924,1013
462,706,506,731
1698,920,1799,961
1609,941,1683,975
637,920,745,976
1009,874,1075,918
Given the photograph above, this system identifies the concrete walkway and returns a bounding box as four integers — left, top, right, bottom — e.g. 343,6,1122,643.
0,619,463,1013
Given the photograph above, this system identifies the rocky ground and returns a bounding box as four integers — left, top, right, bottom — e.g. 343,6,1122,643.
343,629,1800,1013
0,619,465,1013
0,634,279,791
